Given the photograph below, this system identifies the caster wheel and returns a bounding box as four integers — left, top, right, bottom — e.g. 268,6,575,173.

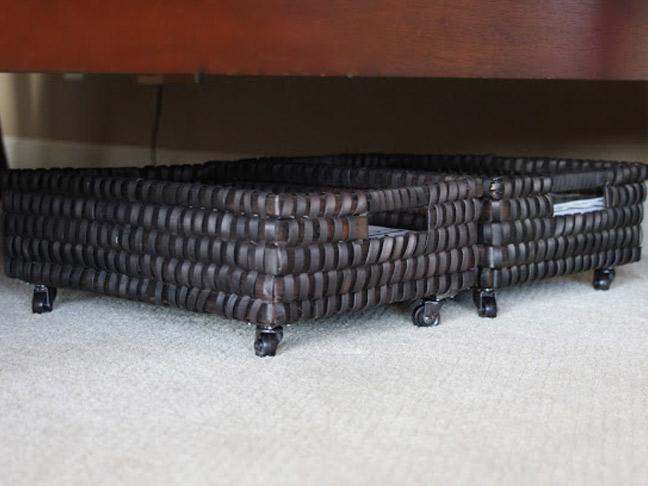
32,285,56,314
593,268,615,291
593,278,610,291
474,289,497,318
412,305,441,327
479,298,497,318
254,326,284,357
411,298,443,327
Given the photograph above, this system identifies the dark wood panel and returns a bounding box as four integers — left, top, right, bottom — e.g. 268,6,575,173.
1,0,648,79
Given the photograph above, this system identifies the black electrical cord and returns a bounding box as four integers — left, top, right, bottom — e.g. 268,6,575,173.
0,116,7,199
150,85,164,166
0,116,8,172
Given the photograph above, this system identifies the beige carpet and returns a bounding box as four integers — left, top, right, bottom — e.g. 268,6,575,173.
1,241,647,485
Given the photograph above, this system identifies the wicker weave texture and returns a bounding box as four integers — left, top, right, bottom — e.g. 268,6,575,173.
251,154,647,291
1,161,481,324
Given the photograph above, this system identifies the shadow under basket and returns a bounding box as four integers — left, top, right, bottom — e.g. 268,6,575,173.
1,160,482,356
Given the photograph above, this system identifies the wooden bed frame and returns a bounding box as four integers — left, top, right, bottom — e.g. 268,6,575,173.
0,0,646,80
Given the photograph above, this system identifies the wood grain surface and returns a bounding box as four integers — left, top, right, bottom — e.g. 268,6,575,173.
1,0,648,79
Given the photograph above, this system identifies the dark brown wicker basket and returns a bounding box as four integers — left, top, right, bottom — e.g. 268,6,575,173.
1,160,482,356
262,154,646,318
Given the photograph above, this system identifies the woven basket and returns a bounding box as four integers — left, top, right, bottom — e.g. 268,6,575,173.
261,154,646,318
1,160,482,355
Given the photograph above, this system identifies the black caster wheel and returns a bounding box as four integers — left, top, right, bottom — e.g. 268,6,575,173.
32,285,57,314
411,298,444,327
254,326,284,357
473,289,497,318
412,306,441,327
593,268,615,291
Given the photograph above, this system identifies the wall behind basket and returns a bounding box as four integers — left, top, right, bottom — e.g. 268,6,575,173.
0,74,646,168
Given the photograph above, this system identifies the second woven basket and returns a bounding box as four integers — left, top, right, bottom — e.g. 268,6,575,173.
261,153,647,318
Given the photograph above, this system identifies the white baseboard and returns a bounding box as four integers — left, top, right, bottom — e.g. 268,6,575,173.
3,136,250,169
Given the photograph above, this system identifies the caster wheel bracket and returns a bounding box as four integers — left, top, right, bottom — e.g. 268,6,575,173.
254,325,284,357
473,288,497,318
593,268,615,291
32,284,57,314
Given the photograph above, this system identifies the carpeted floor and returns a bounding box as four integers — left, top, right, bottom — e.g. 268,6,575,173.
1,233,647,485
